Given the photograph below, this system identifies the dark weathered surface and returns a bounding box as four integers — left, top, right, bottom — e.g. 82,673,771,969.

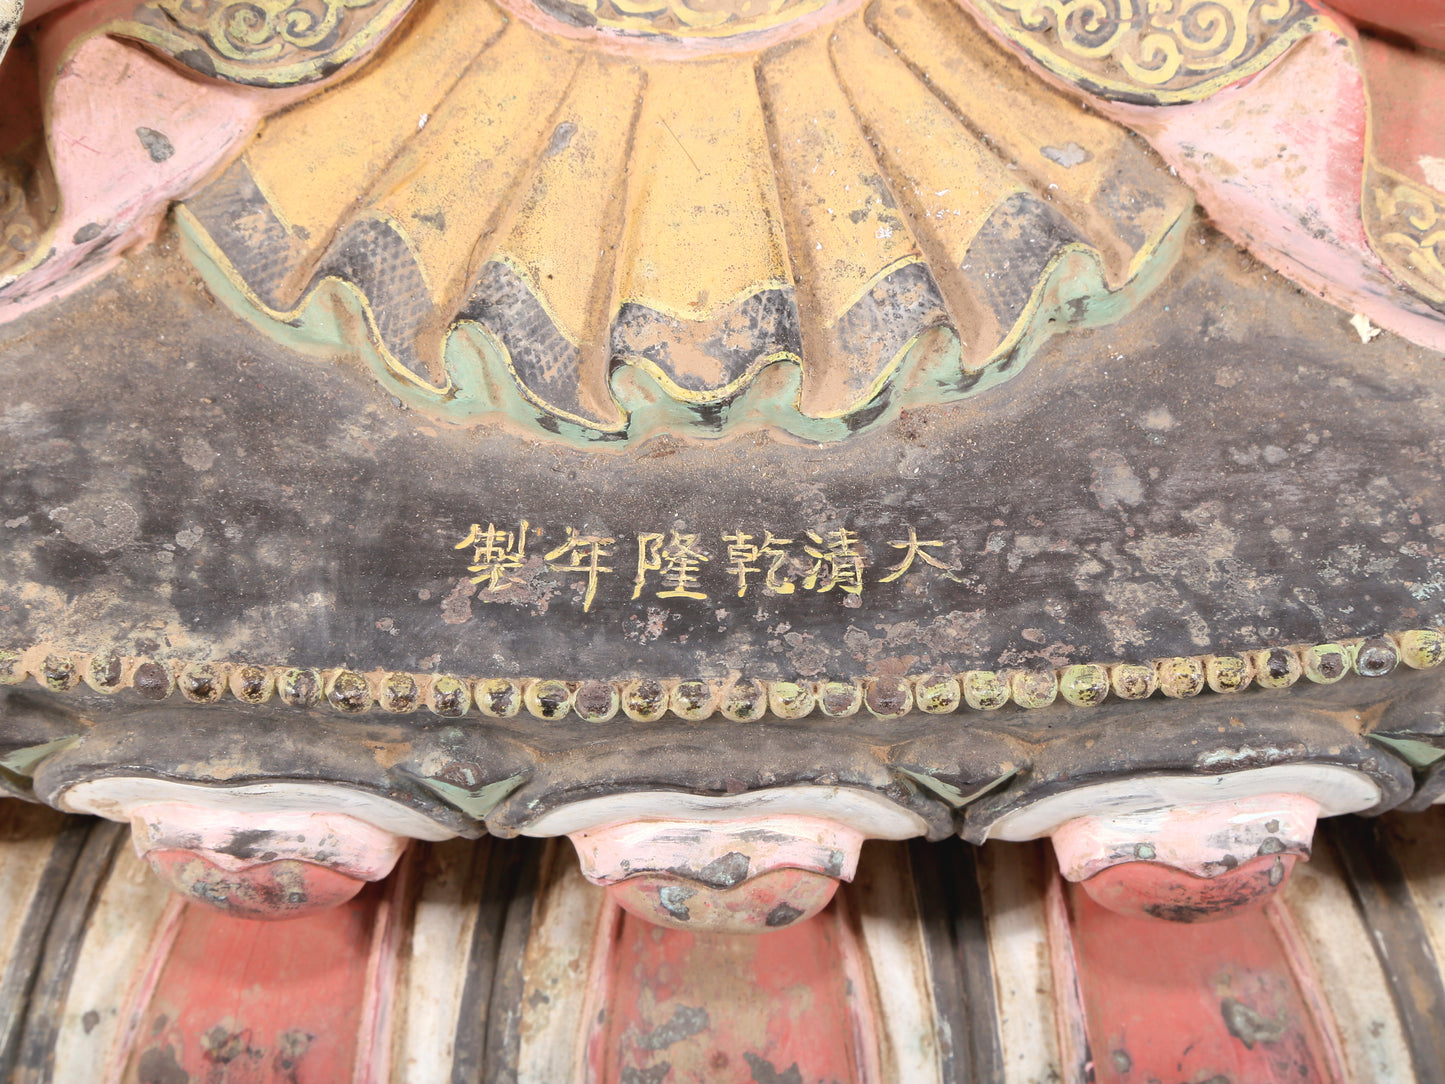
1,227,1443,681
448,836,544,1084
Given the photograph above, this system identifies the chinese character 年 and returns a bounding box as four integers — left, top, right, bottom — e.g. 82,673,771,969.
544,528,616,612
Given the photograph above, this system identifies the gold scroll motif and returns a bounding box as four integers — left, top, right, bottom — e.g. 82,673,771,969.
966,0,1318,104
109,0,416,85
1367,164,1445,309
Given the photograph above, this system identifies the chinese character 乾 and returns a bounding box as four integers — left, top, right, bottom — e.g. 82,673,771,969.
454,521,530,590
722,530,795,597
879,527,957,583
634,531,710,601
802,528,864,595
544,528,616,612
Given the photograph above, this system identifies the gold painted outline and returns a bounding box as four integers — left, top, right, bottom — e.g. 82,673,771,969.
176,204,454,397
180,191,1183,433
458,319,629,433
823,252,929,331
611,274,796,325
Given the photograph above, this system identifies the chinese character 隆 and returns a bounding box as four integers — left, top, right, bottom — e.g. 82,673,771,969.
634,531,711,600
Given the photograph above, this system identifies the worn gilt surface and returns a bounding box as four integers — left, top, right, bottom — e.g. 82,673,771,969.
174,0,1192,443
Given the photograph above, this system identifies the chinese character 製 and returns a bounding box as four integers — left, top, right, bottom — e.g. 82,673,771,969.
454,521,530,590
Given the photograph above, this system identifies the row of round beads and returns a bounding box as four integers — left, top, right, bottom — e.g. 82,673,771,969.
1,631,1440,722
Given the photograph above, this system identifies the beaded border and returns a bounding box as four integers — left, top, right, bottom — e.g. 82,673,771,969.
1,630,1441,724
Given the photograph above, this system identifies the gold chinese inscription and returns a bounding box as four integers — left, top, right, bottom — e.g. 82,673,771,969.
802,529,864,595
879,527,960,583
451,521,962,611
544,528,616,612
634,532,711,600
455,521,531,590
723,531,794,597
